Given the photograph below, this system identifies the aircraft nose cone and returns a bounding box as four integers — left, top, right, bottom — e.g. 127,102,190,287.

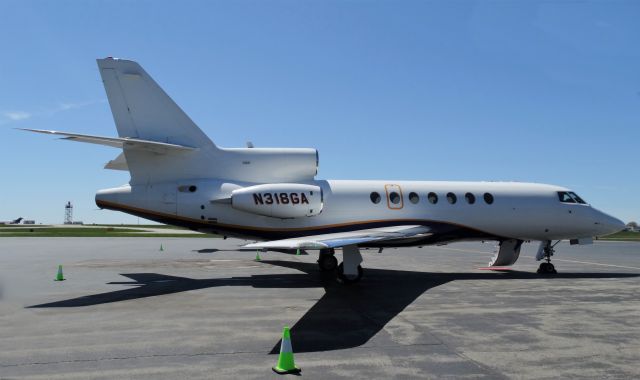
593,211,626,236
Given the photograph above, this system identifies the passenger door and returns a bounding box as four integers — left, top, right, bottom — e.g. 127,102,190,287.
384,184,404,210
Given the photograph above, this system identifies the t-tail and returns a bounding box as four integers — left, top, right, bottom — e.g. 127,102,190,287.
22,57,319,185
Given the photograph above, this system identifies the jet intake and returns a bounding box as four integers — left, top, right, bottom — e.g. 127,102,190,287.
231,183,323,218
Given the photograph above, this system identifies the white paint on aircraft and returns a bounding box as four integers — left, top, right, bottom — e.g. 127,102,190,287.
24,58,626,283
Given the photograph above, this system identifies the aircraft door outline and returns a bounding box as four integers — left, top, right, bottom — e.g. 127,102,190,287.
384,184,404,210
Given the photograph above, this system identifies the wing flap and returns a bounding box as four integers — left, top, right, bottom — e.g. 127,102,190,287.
244,225,431,250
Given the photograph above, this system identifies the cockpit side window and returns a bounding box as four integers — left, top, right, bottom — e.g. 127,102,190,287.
558,191,576,203
558,191,588,204
568,192,587,204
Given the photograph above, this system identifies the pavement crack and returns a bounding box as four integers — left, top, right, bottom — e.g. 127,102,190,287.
0,350,264,368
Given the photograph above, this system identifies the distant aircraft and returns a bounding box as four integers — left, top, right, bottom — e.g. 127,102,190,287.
23,58,625,283
0,217,23,225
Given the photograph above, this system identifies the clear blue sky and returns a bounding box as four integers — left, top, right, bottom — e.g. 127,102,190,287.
1,1,638,224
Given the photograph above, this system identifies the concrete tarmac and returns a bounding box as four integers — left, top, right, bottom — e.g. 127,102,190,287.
0,238,638,379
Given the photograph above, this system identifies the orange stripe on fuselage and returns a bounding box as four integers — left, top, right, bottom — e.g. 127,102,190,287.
95,199,496,236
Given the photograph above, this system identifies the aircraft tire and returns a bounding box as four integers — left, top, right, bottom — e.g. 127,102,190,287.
318,254,338,272
537,262,557,274
336,263,363,285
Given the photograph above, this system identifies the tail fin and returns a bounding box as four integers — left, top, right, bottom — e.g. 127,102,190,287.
94,58,316,185
97,58,215,149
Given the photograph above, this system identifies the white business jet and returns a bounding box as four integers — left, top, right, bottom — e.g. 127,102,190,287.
23,58,625,284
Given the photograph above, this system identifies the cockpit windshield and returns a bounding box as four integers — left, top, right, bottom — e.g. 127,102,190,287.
557,191,587,205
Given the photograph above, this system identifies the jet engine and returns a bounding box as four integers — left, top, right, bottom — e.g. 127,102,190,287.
231,183,323,218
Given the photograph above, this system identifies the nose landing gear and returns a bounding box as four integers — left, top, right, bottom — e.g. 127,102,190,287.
537,240,558,274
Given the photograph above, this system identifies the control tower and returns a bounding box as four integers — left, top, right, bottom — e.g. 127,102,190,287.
64,201,73,225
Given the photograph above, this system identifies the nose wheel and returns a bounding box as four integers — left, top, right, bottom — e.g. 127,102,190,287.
537,241,558,274
537,262,557,274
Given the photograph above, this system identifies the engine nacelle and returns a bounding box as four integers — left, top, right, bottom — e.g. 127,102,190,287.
219,148,318,183
231,183,323,218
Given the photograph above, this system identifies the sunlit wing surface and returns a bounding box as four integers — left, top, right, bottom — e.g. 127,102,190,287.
244,225,431,249
19,128,197,154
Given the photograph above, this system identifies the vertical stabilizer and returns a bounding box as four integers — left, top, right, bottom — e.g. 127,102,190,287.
94,58,317,185
97,57,215,149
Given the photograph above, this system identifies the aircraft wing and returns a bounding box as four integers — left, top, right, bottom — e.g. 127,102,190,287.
244,225,431,250
19,128,197,154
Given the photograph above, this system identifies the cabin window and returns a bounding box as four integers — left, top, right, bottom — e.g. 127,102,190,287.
465,192,476,204
428,192,438,204
483,193,494,204
178,185,198,193
409,192,420,204
446,192,457,204
370,191,381,204
389,191,401,204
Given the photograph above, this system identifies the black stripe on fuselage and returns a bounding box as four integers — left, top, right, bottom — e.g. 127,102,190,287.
96,200,503,246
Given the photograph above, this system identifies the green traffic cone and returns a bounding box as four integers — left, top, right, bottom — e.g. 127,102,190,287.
54,265,65,281
160,244,164,252
272,326,300,375
296,248,300,256
255,251,261,261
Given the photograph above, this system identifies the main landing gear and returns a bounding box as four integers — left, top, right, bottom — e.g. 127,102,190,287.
537,240,558,274
317,245,364,284
317,249,338,271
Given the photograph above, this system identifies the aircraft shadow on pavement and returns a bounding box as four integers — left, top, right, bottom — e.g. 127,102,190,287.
27,261,639,353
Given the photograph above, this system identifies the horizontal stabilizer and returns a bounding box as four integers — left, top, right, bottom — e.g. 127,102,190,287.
19,128,198,154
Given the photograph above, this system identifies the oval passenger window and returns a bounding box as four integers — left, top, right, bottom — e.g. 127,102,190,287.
465,192,475,204
484,193,494,204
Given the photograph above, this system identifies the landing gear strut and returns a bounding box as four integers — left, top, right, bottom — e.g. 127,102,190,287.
317,248,338,272
336,245,363,285
537,240,558,274
317,246,364,284
337,263,363,284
